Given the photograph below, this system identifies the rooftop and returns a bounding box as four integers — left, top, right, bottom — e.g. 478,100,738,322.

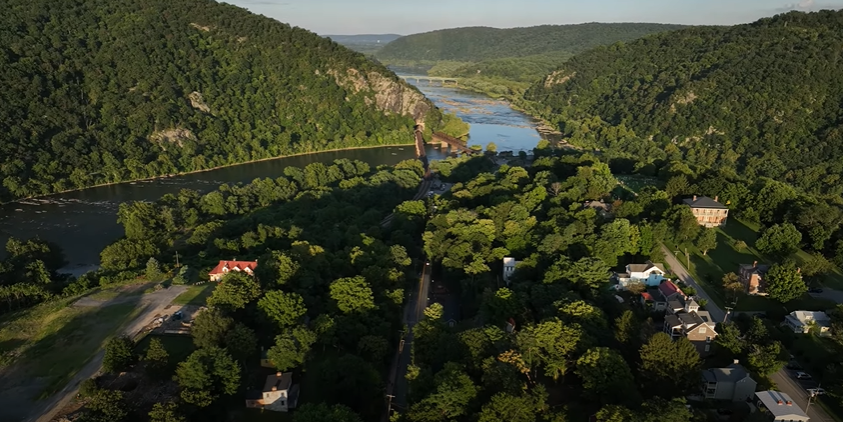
627,261,666,273
209,259,258,275
503,257,518,267
703,362,752,384
739,263,771,274
658,280,682,299
755,391,809,419
683,196,728,209
262,372,293,393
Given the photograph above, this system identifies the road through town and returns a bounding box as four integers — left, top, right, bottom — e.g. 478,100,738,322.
660,245,726,322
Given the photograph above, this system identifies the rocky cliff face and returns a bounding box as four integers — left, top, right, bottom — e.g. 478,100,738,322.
329,68,432,121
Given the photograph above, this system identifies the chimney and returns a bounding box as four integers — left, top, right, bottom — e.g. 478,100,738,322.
787,401,793,406
733,359,739,365
714,195,719,202
693,195,697,202
271,386,277,391
276,371,282,377
777,400,783,405
753,261,757,268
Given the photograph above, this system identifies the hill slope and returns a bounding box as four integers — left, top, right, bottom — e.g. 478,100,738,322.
524,10,843,196
0,0,450,200
375,23,687,62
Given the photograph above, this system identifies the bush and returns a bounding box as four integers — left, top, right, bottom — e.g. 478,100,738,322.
79,378,99,397
103,336,136,373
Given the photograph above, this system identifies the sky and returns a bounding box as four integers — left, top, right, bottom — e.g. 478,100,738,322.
225,0,843,35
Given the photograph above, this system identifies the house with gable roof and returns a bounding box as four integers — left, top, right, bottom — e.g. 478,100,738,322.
702,360,757,402
209,259,258,282
614,260,667,290
684,195,729,228
645,280,718,355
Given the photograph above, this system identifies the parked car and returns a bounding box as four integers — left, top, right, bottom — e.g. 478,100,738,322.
172,311,183,321
807,388,826,396
796,372,812,380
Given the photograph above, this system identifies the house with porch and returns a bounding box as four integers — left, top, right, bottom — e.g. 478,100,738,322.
658,281,718,355
614,261,666,290
209,259,258,282
784,310,831,336
739,261,771,295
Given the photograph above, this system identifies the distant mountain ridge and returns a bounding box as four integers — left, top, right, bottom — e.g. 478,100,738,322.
375,23,688,62
325,34,402,44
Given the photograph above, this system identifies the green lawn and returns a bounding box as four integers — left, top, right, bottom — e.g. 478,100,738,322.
172,283,215,306
676,218,836,314
616,174,663,194
0,297,141,397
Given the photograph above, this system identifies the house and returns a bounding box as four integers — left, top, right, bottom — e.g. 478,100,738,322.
584,201,612,218
702,360,757,402
614,261,667,289
684,195,729,228
784,311,831,336
740,261,771,295
245,372,299,412
648,280,685,310
208,259,258,282
754,391,810,422
658,281,718,355
503,257,521,285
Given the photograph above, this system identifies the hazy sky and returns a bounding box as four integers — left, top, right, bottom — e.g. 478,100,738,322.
225,0,843,35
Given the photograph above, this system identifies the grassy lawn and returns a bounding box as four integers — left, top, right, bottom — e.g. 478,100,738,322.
676,218,837,313
616,174,663,194
172,283,215,306
0,298,141,397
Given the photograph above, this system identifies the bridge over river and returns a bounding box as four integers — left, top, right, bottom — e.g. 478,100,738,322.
399,75,459,86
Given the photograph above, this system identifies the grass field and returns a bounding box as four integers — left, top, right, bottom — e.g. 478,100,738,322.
172,284,215,306
616,174,663,194
675,218,837,314
0,297,141,396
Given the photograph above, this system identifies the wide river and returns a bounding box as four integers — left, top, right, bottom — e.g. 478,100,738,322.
0,80,544,271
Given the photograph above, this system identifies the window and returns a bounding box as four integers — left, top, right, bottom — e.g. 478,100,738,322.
705,344,711,352
281,400,286,406
700,327,707,333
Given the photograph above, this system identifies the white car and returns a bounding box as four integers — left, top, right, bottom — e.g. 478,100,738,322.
807,388,826,396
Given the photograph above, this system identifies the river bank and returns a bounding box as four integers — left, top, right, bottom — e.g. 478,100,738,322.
4,142,421,206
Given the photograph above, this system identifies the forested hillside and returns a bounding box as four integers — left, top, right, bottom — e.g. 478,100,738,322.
524,10,843,197
375,23,686,62
0,0,459,201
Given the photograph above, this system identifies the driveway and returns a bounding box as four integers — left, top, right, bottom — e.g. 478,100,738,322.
771,369,836,422
809,287,843,305
660,245,726,323
24,285,188,422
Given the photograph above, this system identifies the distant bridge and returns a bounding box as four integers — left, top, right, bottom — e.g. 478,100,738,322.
399,75,459,87
431,132,476,155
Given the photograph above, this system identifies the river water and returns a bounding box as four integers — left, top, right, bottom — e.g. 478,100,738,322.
0,80,544,270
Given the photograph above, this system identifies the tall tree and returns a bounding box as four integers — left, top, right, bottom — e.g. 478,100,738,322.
755,223,802,258
103,336,135,373
765,261,807,303
207,272,262,310
258,290,307,328
575,347,638,405
148,402,185,422
639,333,701,395
191,307,234,349
175,347,240,407
143,337,170,379
266,326,317,371
696,228,717,255
329,276,376,313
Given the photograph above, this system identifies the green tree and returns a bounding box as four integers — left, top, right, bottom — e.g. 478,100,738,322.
575,347,637,404
765,261,807,303
83,389,128,422
224,323,258,364
481,287,521,324
639,333,701,395
639,398,693,422
267,326,317,371
407,363,478,422
424,302,444,319
486,142,498,153
191,307,234,348
477,392,545,422
175,347,240,407
696,228,717,255
563,257,612,290
756,223,803,257
148,402,185,422
329,276,376,313
146,257,162,281
722,272,744,300
258,290,307,327
516,319,585,380
207,272,261,310
143,337,169,379
292,403,363,422
714,323,744,356
103,336,135,373
675,208,701,243
734,240,748,251
614,310,640,350
747,341,787,376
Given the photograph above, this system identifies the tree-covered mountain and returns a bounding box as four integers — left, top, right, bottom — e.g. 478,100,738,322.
375,23,687,62
523,10,843,198
0,0,459,201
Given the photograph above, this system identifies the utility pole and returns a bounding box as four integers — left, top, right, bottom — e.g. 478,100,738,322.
175,251,180,268
386,394,395,415
806,384,820,414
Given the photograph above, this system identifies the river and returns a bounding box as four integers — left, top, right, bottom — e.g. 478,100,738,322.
0,79,544,271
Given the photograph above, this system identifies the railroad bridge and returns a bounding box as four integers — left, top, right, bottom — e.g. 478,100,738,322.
399,75,459,87
413,123,477,179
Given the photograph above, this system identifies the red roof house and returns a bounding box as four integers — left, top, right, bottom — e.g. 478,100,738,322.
209,259,258,282
658,280,682,300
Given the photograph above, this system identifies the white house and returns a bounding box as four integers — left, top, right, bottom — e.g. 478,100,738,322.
785,310,831,336
245,372,299,412
503,257,521,285
614,261,666,289
754,391,809,422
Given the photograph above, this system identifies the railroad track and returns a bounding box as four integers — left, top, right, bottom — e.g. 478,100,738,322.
380,177,432,228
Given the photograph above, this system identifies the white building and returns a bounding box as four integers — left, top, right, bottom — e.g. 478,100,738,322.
503,257,521,285
614,261,666,289
245,372,299,412
784,311,831,336
754,391,810,422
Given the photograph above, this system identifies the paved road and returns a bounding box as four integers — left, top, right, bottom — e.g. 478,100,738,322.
660,245,726,323
24,285,188,422
771,369,835,422
809,287,843,304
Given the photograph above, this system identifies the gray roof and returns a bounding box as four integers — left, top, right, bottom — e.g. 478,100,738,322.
704,363,752,384
739,263,770,274
665,314,682,327
679,312,702,326
668,299,685,310
755,391,809,420
627,261,666,273
683,196,728,209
